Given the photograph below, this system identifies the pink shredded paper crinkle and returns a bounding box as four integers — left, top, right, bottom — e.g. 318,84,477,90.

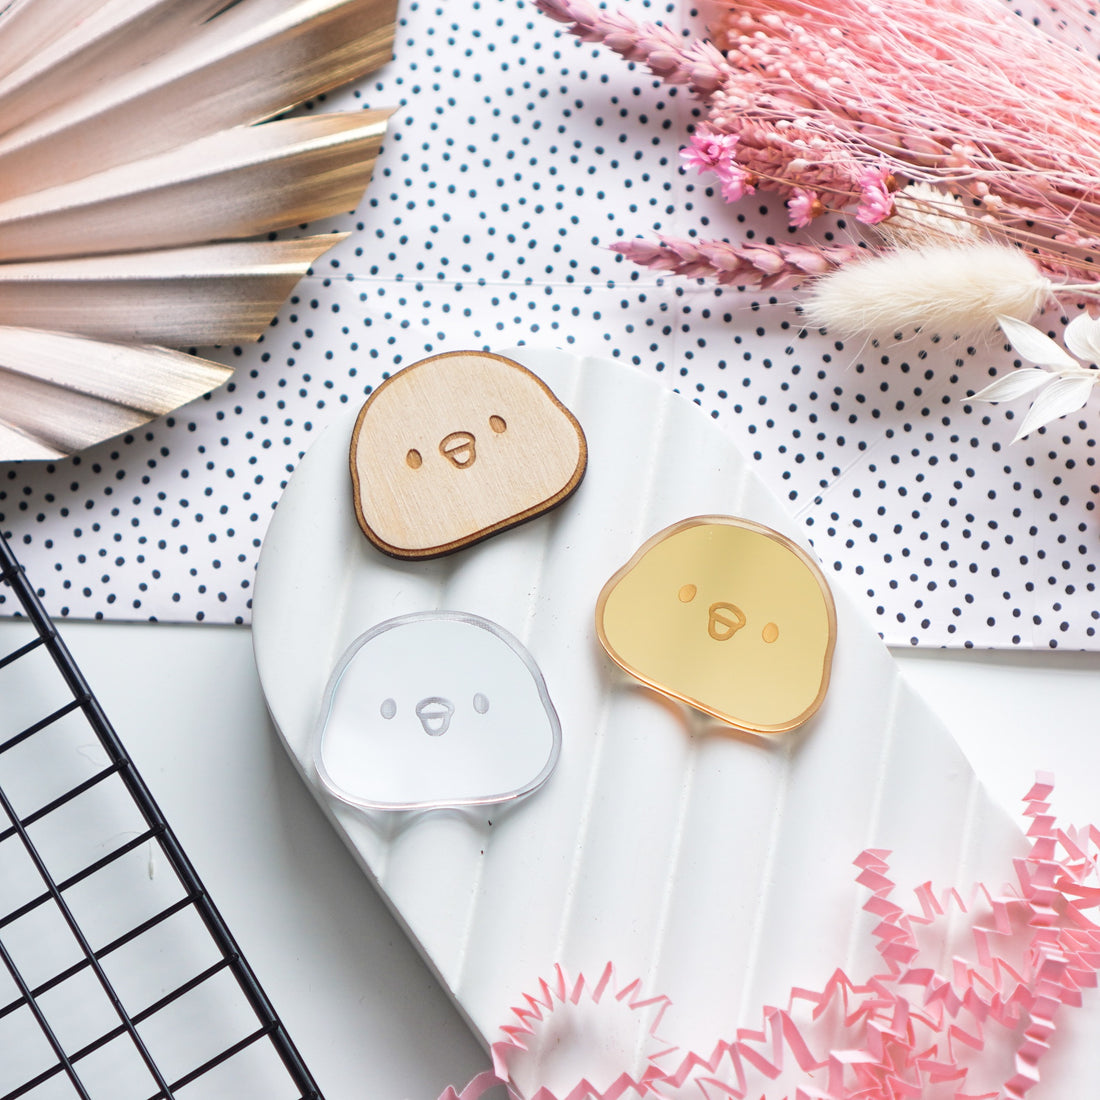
437,778,1100,1100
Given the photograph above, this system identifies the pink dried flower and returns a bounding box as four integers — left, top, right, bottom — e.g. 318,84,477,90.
856,164,895,224
538,0,1100,321
704,0,1100,288
786,187,820,228
699,111,869,212
717,164,755,202
679,130,756,201
679,130,739,174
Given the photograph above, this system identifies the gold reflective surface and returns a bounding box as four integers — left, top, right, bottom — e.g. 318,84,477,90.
596,516,837,733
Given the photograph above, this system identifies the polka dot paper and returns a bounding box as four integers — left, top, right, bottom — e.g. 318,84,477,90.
1,0,1097,648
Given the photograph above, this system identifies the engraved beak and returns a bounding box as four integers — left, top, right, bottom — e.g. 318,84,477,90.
439,430,476,468
415,696,455,736
708,601,746,641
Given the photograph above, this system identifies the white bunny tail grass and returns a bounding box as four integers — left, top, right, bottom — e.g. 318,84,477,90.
800,241,1052,340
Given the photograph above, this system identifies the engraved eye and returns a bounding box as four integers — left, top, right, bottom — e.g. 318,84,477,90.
406,449,422,469
762,623,779,644
473,692,490,714
678,583,697,603
489,415,507,434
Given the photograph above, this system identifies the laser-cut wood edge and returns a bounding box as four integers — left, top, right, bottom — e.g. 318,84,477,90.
349,349,588,560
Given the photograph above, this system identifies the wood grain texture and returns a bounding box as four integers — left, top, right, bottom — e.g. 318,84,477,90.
349,350,588,559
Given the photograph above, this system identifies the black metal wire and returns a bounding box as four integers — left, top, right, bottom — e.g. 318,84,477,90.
0,531,324,1100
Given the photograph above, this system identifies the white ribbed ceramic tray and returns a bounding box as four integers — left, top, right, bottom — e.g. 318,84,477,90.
252,348,1029,1078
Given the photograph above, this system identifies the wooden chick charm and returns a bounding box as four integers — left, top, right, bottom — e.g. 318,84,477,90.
350,350,587,558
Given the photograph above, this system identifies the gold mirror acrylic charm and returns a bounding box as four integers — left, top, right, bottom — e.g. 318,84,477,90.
350,351,587,559
595,516,837,734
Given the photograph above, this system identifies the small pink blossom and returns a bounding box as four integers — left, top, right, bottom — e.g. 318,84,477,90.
787,187,820,228
717,164,755,202
679,129,739,174
540,0,1100,297
856,165,895,224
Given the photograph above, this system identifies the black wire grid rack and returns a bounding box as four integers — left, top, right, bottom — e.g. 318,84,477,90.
0,532,323,1099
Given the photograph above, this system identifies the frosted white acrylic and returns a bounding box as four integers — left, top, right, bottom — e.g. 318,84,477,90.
314,611,561,811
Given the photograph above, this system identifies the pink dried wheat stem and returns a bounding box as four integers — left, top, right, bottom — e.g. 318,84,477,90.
706,0,1100,278
611,235,862,289
540,0,1100,293
534,0,731,97
538,0,875,208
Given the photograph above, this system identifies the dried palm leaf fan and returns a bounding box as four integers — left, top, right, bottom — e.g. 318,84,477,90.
0,0,398,460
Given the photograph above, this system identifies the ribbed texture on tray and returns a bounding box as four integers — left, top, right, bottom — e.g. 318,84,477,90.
254,350,1075,1088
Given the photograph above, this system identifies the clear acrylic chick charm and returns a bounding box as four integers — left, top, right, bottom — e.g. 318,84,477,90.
313,611,562,812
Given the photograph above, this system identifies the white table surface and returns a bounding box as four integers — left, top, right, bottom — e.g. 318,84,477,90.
2,616,1098,1100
